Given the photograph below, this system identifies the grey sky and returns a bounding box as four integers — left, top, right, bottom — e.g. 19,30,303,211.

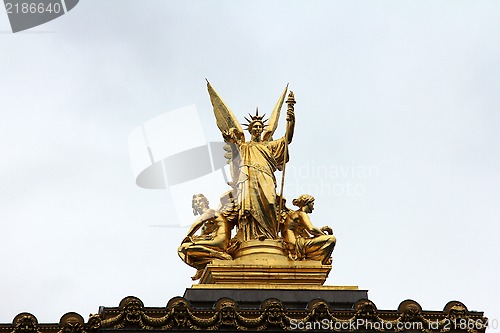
0,0,499,324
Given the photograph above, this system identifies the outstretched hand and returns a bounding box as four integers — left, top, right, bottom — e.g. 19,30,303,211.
222,129,234,143
321,226,333,235
223,127,240,143
286,109,295,122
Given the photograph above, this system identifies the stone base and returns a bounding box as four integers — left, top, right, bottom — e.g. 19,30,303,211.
198,239,332,285
199,259,332,285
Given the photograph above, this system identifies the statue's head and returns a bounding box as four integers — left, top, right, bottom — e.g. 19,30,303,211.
292,194,315,213
192,194,209,215
244,109,267,140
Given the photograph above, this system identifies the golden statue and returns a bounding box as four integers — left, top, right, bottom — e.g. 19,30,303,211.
207,81,295,241
281,194,336,264
177,192,236,280
177,82,337,285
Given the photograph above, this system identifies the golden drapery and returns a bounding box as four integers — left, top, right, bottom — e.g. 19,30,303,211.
235,137,287,240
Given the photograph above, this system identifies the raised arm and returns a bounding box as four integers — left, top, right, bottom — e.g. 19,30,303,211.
286,108,295,144
285,91,296,144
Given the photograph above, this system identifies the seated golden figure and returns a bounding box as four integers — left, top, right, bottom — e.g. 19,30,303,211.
178,194,233,280
281,194,336,264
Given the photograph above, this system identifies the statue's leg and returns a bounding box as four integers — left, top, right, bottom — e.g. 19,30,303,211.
185,244,232,280
191,269,204,281
185,245,231,269
177,242,192,262
303,235,336,264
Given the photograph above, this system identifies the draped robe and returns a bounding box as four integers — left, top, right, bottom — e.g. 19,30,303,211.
235,137,288,240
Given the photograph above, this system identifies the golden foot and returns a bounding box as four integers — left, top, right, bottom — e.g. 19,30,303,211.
216,252,232,260
191,269,204,280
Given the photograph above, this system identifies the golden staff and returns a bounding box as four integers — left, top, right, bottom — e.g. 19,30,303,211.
277,91,296,216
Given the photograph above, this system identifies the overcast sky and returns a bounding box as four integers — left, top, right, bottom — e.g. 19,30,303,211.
0,0,499,325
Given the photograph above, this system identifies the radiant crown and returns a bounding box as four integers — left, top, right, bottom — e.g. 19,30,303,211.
243,108,268,130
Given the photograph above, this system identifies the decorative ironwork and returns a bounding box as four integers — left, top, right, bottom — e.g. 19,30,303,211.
11,314,41,333
0,297,487,332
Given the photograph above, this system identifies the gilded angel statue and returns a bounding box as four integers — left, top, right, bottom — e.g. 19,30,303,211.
206,81,295,242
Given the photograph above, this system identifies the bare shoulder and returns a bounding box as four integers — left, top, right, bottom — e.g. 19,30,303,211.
296,210,308,219
201,209,216,220
286,210,299,220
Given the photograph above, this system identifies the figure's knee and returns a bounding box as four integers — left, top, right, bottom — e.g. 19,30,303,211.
317,235,336,247
329,235,337,247
178,243,190,260
178,243,188,252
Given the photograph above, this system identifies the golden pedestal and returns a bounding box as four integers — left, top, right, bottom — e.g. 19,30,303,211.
197,239,333,285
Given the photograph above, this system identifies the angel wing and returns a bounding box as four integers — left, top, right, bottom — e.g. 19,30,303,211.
262,84,288,142
206,80,243,185
207,80,244,137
